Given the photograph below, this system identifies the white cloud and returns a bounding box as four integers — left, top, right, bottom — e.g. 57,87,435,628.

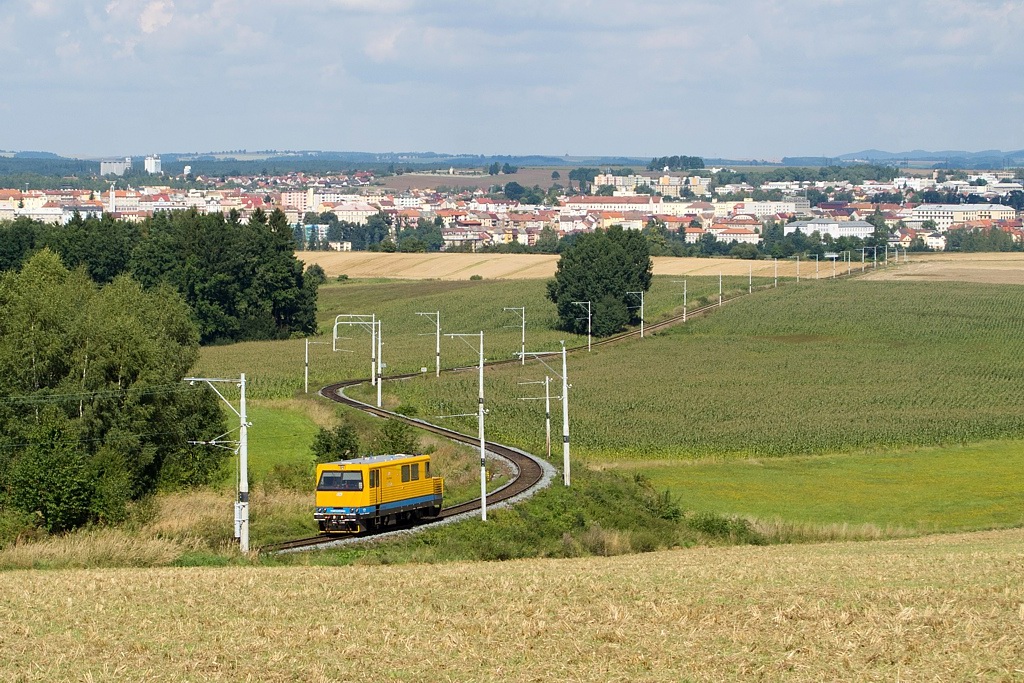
139,0,174,33
28,0,57,16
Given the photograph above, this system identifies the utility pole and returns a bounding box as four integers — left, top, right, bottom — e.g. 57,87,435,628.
519,343,571,486
672,279,687,322
774,258,778,288
304,338,329,393
183,374,250,552
333,314,376,384
517,376,552,460
544,375,551,460
504,307,526,365
375,321,382,408
561,343,570,486
415,311,441,377
796,254,800,283
446,332,488,520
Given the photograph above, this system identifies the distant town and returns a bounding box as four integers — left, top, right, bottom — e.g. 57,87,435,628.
2,153,1023,255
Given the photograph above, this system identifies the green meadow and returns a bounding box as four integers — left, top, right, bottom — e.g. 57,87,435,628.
619,440,1024,532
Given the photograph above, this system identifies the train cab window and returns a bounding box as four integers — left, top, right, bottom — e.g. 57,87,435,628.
369,470,379,488
317,471,363,491
425,462,430,477
411,464,420,481
401,465,410,483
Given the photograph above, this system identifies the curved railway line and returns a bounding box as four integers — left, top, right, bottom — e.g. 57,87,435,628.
262,276,859,553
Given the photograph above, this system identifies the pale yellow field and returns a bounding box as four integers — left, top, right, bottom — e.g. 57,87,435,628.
302,251,1024,284
3,528,1023,681
863,252,1024,285
300,252,825,280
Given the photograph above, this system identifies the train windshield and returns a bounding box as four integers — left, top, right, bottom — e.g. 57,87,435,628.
317,471,363,491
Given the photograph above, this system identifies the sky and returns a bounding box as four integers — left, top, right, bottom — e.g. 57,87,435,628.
1,0,1022,160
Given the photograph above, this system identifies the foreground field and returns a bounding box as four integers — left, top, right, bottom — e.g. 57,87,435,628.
4,529,1023,681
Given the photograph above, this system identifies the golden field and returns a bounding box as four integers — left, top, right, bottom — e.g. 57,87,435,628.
299,251,1021,283
300,252,841,280
863,252,1024,285
2,528,1023,681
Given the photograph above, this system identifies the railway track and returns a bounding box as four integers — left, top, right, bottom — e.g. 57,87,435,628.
260,380,550,553
262,275,859,552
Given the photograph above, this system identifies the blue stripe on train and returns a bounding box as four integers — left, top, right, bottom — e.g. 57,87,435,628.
323,494,441,517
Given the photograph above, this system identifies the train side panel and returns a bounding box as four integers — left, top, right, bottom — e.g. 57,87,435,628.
315,454,443,534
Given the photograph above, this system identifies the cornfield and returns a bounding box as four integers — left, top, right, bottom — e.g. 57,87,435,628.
350,279,1024,459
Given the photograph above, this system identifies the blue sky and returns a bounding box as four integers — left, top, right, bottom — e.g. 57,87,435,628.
1,0,1021,159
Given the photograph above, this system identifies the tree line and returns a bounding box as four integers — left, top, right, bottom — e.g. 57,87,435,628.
647,156,705,171
0,208,317,344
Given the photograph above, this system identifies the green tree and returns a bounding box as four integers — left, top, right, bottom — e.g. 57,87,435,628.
304,263,326,288
503,181,526,202
371,420,421,455
311,423,361,463
44,213,140,284
130,209,316,343
534,226,560,253
9,410,93,532
546,226,652,336
0,250,225,531
0,217,41,271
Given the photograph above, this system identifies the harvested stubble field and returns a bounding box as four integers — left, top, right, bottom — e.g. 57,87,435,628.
863,252,1024,285
373,167,560,193
299,251,811,280
3,529,1023,681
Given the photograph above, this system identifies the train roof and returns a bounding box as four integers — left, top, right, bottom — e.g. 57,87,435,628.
321,453,427,467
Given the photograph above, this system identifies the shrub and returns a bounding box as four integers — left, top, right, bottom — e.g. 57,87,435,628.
9,414,94,533
311,423,361,463
371,420,421,455
469,274,483,281
686,512,764,545
304,264,327,288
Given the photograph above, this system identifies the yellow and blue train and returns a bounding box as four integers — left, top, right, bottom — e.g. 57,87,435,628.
314,453,444,534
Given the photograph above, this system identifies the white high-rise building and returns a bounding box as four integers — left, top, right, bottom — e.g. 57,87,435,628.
100,157,132,176
144,155,162,174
